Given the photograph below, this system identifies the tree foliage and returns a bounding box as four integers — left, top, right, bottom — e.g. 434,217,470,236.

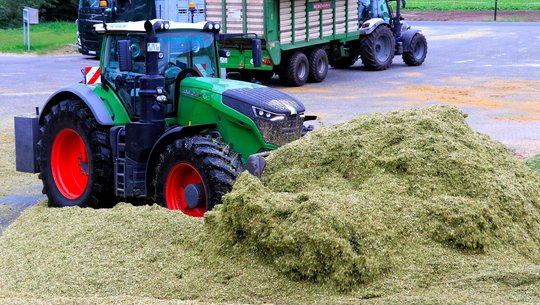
0,0,78,28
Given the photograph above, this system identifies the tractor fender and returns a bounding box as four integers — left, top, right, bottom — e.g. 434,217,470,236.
359,18,386,36
39,83,114,126
400,29,421,52
145,124,217,192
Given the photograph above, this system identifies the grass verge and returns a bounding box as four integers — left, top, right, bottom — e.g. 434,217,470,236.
0,22,76,54
407,0,540,10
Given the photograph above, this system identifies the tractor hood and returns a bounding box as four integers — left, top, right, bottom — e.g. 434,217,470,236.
180,77,306,147
180,77,305,116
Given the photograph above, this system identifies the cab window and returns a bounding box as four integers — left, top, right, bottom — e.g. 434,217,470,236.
102,34,147,120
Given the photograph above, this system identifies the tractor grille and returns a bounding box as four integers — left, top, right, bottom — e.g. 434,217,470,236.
254,115,303,147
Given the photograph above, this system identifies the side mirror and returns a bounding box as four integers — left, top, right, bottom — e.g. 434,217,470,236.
117,40,132,71
252,38,262,68
219,49,231,58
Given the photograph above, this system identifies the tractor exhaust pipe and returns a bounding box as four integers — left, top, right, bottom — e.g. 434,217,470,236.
125,20,166,164
393,0,404,38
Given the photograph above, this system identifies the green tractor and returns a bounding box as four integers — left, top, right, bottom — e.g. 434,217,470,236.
15,19,312,217
332,0,428,70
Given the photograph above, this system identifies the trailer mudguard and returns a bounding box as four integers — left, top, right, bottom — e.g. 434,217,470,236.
145,124,217,191
359,18,386,36
39,83,114,126
400,29,421,52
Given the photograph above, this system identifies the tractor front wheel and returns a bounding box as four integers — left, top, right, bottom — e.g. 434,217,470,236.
153,135,240,217
39,99,114,208
359,25,395,70
403,33,428,66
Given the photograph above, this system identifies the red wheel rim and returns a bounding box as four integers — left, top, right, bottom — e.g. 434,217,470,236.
165,163,207,217
51,129,89,200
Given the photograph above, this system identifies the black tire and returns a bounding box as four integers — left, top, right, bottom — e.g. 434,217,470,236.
359,25,395,71
38,99,115,208
279,51,309,86
307,48,328,83
330,56,357,69
403,33,428,66
153,135,240,217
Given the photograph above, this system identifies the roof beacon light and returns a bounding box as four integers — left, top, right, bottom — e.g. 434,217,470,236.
99,0,108,7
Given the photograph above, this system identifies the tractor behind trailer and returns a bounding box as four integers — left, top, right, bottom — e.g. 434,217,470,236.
16,19,314,217
209,0,428,86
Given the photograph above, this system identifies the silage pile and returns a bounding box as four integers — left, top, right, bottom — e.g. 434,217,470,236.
206,105,540,288
1,105,540,303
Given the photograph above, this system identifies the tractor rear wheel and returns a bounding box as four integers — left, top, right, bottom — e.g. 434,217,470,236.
153,135,240,217
307,48,328,83
279,51,309,86
38,99,114,208
359,25,395,70
403,33,428,66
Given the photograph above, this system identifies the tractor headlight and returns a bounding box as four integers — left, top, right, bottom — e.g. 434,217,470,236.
253,107,285,121
156,95,167,103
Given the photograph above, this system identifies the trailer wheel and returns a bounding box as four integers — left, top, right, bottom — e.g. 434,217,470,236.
279,51,309,86
359,25,395,70
306,48,328,83
330,56,356,69
403,33,428,66
38,99,114,208
154,135,240,217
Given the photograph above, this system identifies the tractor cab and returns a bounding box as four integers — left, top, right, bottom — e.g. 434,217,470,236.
95,20,222,120
359,0,392,23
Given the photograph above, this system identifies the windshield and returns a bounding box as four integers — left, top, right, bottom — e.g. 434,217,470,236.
158,31,218,78
79,0,100,8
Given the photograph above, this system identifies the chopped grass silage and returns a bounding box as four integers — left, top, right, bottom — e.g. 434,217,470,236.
0,204,15,235
526,153,540,175
1,105,540,304
206,105,540,289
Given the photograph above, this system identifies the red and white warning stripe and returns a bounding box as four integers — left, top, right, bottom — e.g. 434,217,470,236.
194,63,207,76
85,66,101,84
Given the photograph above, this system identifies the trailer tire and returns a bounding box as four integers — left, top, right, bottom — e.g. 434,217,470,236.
359,25,395,70
279,51,309,86
307,48,328,83
38,99,115,208
403,33,427,66
154,135,240,217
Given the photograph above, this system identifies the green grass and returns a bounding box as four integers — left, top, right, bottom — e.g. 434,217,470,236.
0,22,76,54
407,0,540,11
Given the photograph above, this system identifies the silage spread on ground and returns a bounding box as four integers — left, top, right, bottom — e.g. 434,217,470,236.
1,105,540,304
